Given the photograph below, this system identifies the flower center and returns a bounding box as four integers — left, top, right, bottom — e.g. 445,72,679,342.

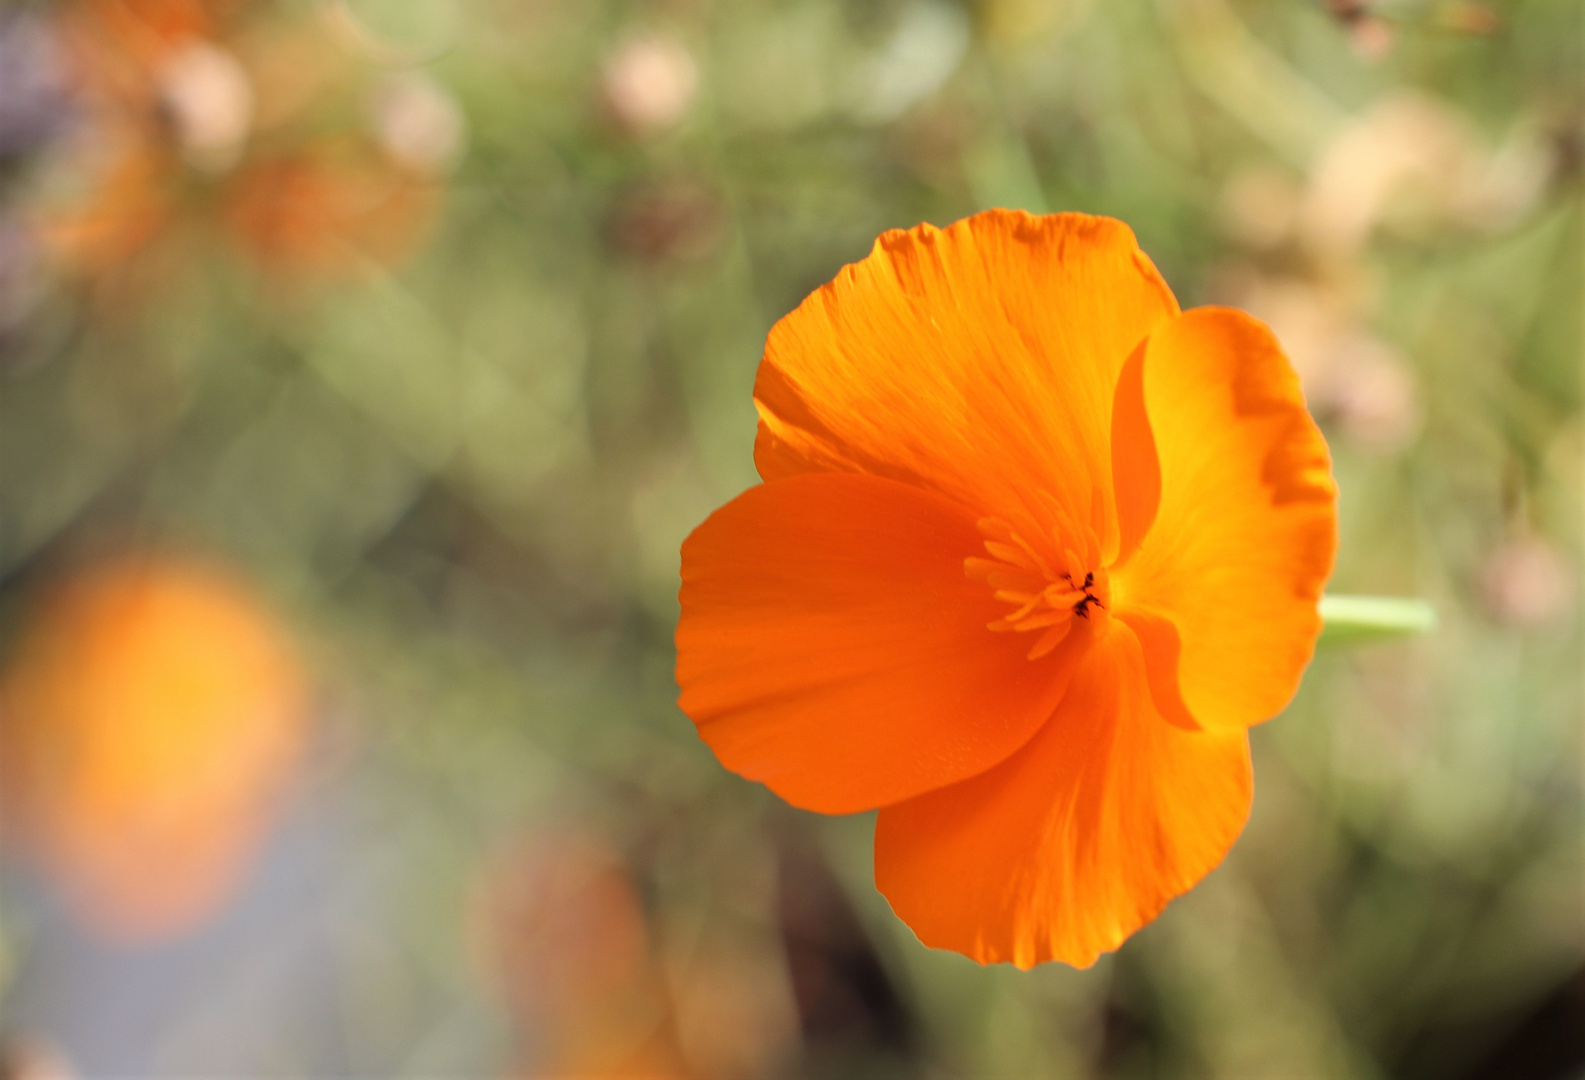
964,517,1110,660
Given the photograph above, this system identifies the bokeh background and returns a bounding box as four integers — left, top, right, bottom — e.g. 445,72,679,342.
0,0,1579,1076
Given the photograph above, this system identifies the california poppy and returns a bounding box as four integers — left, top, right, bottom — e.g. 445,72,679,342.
676,210,1337,968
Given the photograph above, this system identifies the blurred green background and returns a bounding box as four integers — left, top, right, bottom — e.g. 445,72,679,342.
0,0,1579,1076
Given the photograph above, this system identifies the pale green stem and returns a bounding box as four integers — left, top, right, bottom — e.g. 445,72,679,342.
1318,595,1438,645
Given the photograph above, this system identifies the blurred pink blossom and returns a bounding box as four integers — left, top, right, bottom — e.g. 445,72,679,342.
601,35,698,135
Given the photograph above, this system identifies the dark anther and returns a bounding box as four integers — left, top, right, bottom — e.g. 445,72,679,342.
1071,574,1103,620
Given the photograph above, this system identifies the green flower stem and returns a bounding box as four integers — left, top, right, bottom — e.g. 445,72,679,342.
1318,595,1439,645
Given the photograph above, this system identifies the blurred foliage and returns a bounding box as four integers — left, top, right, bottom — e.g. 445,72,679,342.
0,0,1580,1077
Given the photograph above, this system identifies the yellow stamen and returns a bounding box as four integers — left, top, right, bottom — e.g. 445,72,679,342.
1027,622,1071,659
966,520,1110,660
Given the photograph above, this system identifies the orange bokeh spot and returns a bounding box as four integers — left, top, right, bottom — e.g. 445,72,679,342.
40,142,179,273
40,0,444,288
468,833,686,1079
0,557,311,944
223,145,441,276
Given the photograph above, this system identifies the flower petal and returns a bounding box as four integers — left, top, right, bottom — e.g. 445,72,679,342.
1109,340,1160,566
753,210,1179,553
676,472,1086,815
1112,308,1337,733
873,621,1252,969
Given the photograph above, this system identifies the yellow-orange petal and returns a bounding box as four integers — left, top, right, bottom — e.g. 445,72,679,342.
1111,308,1337,733
752,210,1179,551
1108,340,1160,567
751,417,812,484
873,621,1251,969
676,472,1088,815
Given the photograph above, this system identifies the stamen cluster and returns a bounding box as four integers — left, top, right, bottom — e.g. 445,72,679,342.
965,517,1109,660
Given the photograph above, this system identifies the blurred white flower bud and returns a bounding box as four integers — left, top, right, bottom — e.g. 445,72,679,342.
1219,165,1301,250
600,36,698,135
1233,273,1420,453
1287,326,1420,453
1480,536,1577,628
1300,92,1551,260
1454,131,1554,230
157,41,254,173
1347,15,1394,61
1323,334,1420,453
848,1,968,124
374,72,466,174
1301,95,1473,258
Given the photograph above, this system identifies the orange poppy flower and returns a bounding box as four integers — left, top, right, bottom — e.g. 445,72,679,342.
676,210,1337,968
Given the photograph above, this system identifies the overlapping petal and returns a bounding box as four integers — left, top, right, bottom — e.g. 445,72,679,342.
1110,308,1337,733
677,472,1086,815
873,621,1252,969
1108,340,1159,567
753,210,1179,557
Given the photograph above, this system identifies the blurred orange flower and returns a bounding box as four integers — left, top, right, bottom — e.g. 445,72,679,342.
470,830,797,1079
223,139,441,273
40,0,446,286
0,557,311,943
676,210,1338,968
469,832,685,1078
